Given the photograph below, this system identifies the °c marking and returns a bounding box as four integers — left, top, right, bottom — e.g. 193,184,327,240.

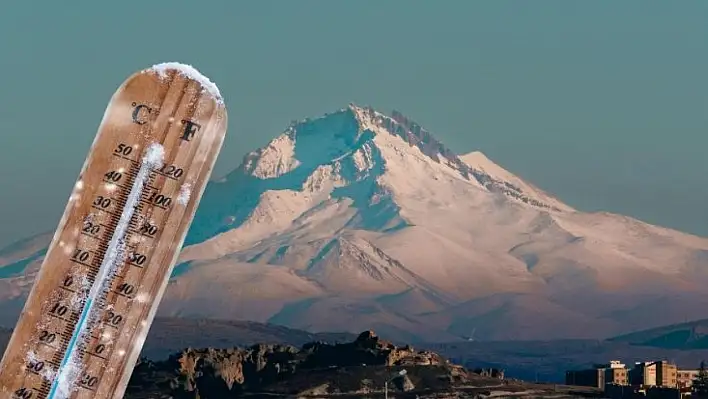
131,102,155,125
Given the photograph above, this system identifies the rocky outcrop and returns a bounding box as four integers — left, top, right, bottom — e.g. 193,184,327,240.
125,329,602,398
474,368,506,379
299,330,448,368
126,330,483,398
130,344,301,397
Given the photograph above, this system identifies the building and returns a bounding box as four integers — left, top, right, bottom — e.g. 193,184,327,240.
566,360,629,388
608,365,630,386
566,368,604,388
657,362,678,388
630,361,678,388
632,361,658,386
677,370,699,389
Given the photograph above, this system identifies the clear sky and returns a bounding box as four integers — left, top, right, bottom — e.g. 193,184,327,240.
0,0,706,247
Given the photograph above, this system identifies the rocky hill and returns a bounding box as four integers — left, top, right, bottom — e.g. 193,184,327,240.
124,330,600,398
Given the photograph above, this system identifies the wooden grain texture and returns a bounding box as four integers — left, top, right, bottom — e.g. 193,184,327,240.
0,64,227,399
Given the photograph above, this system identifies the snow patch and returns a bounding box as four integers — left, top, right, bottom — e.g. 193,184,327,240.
143,142,165,168
243,134,301,179
460,151,573,212
178,183,192,206
148,62,223,104
351,144,374,172
303,165,346,192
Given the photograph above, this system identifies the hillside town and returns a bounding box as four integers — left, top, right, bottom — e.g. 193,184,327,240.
566,360,708,398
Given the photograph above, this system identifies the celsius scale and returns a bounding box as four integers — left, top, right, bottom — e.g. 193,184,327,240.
0,62,228,398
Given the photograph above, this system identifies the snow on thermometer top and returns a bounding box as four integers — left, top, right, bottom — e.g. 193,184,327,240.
0,62,228,399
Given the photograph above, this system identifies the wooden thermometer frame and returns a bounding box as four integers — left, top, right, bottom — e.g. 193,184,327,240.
0,63,227,399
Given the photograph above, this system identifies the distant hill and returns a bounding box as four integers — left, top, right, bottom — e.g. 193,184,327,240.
0,317,356,362
138,317,357,360
430,339,708,383
608,318,708,350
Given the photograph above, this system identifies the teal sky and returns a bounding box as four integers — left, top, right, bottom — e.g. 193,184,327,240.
0,1,706,247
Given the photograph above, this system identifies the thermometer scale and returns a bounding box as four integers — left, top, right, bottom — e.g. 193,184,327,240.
0,62,228,398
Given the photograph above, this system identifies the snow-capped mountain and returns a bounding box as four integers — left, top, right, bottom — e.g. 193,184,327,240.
1,104,707,341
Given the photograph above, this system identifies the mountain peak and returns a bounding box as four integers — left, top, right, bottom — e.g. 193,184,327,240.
260,103,458,166
184,104,574,252
254,103,570,212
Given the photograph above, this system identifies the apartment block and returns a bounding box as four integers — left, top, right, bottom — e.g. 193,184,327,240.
565,360,628,388
630,361,678,388
677,370,699,389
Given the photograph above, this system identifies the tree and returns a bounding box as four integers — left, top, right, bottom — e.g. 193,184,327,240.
693,361,708,398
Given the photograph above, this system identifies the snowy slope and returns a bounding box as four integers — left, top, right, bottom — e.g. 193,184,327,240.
1,104,707,341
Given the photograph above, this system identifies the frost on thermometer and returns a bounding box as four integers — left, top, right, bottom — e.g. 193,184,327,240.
151,62,223,105
47,143,164,399
177,183,192,206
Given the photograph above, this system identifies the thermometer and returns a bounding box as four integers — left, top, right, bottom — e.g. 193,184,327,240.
0,62,228,398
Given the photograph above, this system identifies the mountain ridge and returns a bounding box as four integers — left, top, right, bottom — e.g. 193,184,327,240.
1,104,707,341
609,318,708,349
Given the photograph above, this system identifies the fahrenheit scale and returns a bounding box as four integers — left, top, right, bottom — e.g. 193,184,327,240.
0,62,228,398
